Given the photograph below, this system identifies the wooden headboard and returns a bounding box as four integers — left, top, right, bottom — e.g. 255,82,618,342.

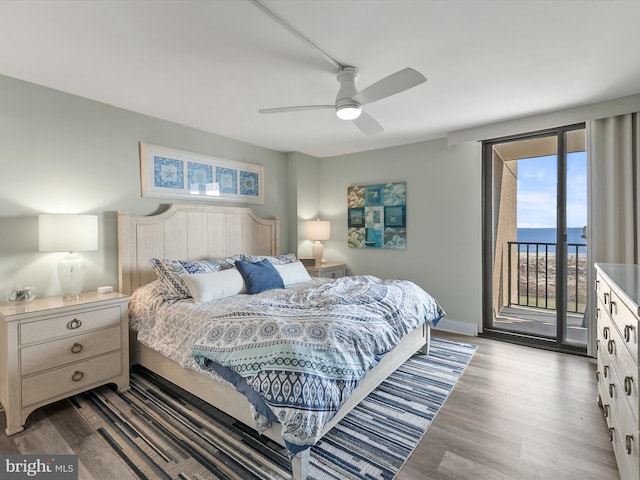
117,204,280,295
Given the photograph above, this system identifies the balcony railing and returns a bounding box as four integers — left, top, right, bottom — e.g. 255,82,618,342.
506,241,587,314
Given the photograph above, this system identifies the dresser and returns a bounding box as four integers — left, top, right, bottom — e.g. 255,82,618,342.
304,262,346,279
0,291,129,435
595,263,640,480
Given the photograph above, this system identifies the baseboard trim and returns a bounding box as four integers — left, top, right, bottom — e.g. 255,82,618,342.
433,318,479,337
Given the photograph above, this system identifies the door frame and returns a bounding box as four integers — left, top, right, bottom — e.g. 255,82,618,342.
481,123,587,354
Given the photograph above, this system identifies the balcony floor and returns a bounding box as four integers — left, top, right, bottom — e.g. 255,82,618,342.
495,305,587,346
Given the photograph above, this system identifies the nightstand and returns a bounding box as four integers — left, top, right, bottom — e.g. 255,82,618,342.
0,291,130,435
305,262,346,279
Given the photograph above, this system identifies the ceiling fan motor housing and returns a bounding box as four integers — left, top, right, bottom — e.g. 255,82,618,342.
335,66,362,119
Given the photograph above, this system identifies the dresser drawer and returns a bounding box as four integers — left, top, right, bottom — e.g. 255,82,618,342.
20,326,121,376
597,356,614,420
20,306,121,345
608,398,639,480
599,308,638,422
596,271,610,307
603,353,638,425
610,289,639,364
22,351,122,407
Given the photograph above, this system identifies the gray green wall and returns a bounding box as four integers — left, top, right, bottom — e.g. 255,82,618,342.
0,75,290,299
307,139,482,334
0,74,482,334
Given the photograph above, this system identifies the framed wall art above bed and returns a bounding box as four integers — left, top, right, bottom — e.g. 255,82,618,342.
139,143,265,204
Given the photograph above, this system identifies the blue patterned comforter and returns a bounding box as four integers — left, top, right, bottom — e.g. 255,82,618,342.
190,275,444,454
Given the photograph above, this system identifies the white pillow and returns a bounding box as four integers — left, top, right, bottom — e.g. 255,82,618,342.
180,269,246,303
274,261,312,286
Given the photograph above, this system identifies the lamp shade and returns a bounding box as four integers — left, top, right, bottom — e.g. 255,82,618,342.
306,220,330,241
39,214,98,252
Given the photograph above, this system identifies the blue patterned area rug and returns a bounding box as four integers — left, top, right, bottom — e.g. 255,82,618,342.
71,337,476,480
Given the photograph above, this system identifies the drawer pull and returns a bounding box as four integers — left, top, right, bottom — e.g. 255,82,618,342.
626,434,634,455
596,339,600,351
603,326,610,339
596,307,600,320
70,343,83,354
604,365,609,378
624,324,634,342
608,427,615,442
67,318,82,330
604,292,609,305
624,376,634,396
607,339,615,355
609,383,615,397
603,404,610,417
596,371,600,382
71,371,84,382
609,300,616,315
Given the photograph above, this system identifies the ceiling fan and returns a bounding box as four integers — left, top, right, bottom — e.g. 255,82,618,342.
251,0,427,135
259,66,427,135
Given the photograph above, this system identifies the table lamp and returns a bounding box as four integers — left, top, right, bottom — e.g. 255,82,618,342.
306,219,330,267
39,214,98,301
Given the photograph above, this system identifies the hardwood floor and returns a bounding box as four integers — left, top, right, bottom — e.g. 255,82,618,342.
398,332,618,480
0,332,618,480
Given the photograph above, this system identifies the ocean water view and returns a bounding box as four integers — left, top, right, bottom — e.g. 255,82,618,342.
517,227,586,253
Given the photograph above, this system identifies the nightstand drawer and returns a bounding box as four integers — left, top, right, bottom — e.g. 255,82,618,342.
21,326,121,376
305,262,346,279
22,351,122,407
315,268,344,279
20,306,121,345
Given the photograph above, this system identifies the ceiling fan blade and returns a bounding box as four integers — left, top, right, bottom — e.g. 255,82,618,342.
353,111,384,136
352,67,426,105
258,105,334,114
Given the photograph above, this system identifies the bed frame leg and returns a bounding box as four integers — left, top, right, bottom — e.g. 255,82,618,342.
420,324,431,355
291,449,310,480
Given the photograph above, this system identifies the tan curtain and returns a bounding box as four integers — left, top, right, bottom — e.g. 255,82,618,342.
589,112,640,264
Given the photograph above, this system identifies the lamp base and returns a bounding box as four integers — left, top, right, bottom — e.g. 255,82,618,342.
58,253,86,301
62,293,82,302
312,241,324,267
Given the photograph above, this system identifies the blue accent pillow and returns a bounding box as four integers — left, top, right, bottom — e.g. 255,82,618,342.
235,259,284,294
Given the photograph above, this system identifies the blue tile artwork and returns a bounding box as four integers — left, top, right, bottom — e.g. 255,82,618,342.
154,156,184,189
188,162,213,194
240,170,259,197
216,167,238,194
347,182,406,249
142,143,264,204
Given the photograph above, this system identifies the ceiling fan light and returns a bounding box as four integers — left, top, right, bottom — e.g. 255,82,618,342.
336,105,362,120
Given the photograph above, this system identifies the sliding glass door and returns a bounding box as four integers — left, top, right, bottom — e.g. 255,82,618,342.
482,124,587,353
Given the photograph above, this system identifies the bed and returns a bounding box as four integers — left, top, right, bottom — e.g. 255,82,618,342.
118,203,443,480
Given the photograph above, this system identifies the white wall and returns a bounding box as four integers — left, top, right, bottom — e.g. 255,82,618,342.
314,138,482,334
0,75,290,299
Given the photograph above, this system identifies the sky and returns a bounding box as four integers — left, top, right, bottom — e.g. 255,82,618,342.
516,151,587,229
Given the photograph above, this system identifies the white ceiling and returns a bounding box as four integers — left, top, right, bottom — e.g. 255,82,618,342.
1,0,640,158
